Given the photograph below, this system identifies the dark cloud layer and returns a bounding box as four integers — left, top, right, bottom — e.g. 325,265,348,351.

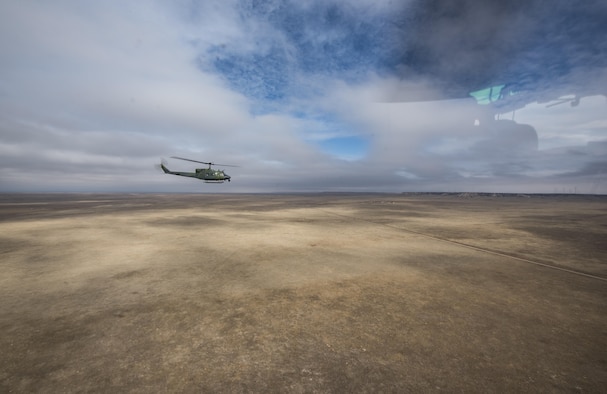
397,0,607,98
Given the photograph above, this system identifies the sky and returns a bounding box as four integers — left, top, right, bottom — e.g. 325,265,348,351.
1,0,606,194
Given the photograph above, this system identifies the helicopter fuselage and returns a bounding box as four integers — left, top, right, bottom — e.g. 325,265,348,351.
160,163,231,183
195,168,231,182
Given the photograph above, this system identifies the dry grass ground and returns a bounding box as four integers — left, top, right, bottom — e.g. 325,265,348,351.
0,193,606,393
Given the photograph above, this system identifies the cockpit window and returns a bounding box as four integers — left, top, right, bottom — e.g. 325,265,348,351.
469,85,506,105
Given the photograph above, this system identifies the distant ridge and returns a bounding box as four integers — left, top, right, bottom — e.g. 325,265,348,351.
400,192,606,198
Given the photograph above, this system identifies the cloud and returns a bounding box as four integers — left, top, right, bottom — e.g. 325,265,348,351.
395,0,607,96
0,0,605,193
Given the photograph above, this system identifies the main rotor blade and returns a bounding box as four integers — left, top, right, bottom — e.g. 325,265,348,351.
170,156,239,167
171,156,211,165
211,163,239,167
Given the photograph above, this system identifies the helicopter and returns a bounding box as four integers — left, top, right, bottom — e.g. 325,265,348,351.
160,156,237,183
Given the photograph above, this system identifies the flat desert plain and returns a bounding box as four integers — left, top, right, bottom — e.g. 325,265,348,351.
1,193,606,393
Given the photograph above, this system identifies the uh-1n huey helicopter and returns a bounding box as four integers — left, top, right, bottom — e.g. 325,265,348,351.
160,156,237,183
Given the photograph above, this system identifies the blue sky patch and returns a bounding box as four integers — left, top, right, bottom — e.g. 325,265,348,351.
203,1,400,102
318,135,369,161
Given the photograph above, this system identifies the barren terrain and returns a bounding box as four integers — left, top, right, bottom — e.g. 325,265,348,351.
1,193,606,392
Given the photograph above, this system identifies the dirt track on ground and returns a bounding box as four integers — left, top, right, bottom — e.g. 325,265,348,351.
1,193,606,392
